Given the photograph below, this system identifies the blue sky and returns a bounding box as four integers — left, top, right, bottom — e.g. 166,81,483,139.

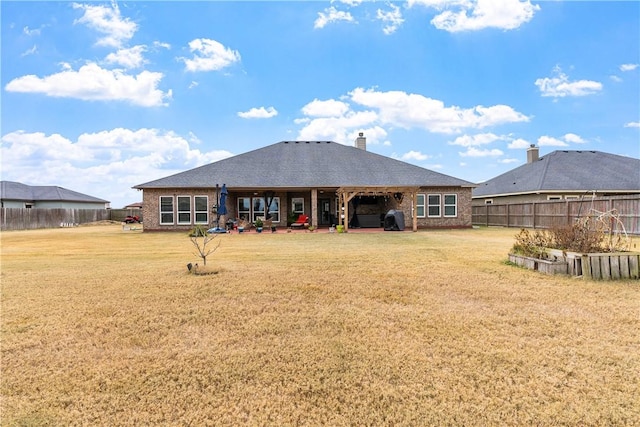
1,0,639,208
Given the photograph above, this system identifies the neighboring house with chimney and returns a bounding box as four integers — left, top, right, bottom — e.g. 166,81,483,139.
472,145,640,205
0,181,110,209
133,135,476,232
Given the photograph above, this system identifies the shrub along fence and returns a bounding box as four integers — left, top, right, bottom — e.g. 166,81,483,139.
0,208,143,231
473,195,640,235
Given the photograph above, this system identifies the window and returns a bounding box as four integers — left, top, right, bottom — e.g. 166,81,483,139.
292,197,304,214
24,203,33,209
484,199,493,205
252,197,265,221
416,194,426,218
444,194,457,217
428,194,441,217
547,195,562,201
177,196,191,224
237,197,250,221
564,195,579,200
267,197,280,222
160,196,174,224
194,196,208,224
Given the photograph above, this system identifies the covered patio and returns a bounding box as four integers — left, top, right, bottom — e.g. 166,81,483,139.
335,186,420,232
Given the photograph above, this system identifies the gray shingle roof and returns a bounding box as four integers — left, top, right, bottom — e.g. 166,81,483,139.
134,141,475,189
0,181,109,203
473,150,640,198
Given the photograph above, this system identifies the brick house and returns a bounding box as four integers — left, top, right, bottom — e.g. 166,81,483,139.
133,135,476,232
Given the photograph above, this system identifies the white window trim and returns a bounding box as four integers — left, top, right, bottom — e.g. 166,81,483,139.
292,197,304,214
177,195,192,225
252,197,266,222
416,193,426,218
237,197,250,221
547,195,562,201
427,194,441,218
159,196,174,225
194,196,209,224
444,194,457,218
267,196,281,223
484,199,493,205
564,195,579,200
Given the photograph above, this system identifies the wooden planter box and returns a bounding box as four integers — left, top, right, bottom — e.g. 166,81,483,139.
515,249,640,280
508,253,568,275
581,252,640,280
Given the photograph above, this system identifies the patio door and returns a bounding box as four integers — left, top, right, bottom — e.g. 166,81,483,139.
318,198,332,225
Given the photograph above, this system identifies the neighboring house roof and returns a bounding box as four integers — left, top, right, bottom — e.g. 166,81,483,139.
134,141,475,189
0,181,109,203
473,150,640,198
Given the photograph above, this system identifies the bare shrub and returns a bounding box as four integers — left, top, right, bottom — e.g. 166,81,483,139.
511,228,552,258
189,225,220,266
549,218,606,253
512,211,631,256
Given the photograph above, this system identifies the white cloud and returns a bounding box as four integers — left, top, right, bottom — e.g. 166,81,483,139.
301,99,350,117
0,128,233,208
563,133,585,144
620,63,639,72
610,75,623,83
314,6,355,29
624,121,640,128
408,0,470,7
21,45,38,57
429,0,540,32
73,2,137,48
377,4,404,35
23,26,42,36
401,150,431,161
349,126,388,146
105,45,147,69
5,62,171,107
448,132,505,147
188,81,199,89
0,131,93,164
499,158,520,164
537,135,568,147
349,87,529,133
237,106,278,119
153,41,171,50
508,138,531,149
459,147,504,157
297,111,379,143
296,88,530,145
535,66,602,98
338,0,364,6
181,38,241,72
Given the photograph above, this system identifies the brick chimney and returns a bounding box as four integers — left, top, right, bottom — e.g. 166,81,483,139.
527,144,539,163
355,132,366,150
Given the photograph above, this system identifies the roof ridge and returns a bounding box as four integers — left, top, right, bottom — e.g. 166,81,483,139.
535,150,555,190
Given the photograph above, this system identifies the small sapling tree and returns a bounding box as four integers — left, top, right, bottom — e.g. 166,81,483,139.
189,225,220,266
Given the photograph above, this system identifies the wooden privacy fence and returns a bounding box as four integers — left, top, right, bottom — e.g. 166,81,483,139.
1,208,143,231
473,195,640,235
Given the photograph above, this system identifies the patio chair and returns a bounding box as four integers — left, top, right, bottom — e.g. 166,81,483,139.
256,216,273,228
290,214,309,228
238,219,252,231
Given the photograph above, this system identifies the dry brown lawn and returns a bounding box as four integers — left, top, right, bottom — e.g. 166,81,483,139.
1,225,639,426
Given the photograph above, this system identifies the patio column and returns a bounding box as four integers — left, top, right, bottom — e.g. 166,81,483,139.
412,191,418,232
311,189,318,228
